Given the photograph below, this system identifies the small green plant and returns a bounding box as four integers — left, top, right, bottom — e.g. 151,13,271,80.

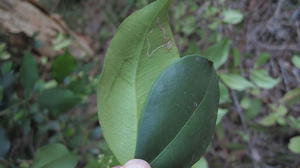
97,0,219,167
0,39,99,167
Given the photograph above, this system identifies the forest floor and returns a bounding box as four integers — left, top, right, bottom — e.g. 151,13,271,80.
0,0,300,168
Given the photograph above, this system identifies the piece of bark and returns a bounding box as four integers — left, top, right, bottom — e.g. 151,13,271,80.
0,0,94,57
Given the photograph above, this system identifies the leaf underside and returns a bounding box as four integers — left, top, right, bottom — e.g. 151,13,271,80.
135,55,219,168
97,0,179,163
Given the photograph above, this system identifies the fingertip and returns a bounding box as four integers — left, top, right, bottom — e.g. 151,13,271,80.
123,159,151,168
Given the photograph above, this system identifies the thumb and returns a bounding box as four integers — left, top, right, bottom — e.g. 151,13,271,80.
123,159,151,168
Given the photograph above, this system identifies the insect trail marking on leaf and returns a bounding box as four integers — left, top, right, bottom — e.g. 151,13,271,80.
156,18,174,51
146,19,174,57
147,38,173,57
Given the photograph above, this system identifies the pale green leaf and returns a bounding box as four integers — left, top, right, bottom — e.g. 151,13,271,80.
192,157,209,168
220,73,254,91
32,143,78,168
216,108,228,125
204,6,219,17
259,114,277,126
250,69,280,89
292,55,300,69
255,52,270,67
219,82,230,104
222,9,244,24
0,43,10,60
208,20,221,30
281,88,300,106
202,39,231,69
232,48,241,67
241,97,261,120
181,16,197,35
183,40,200,56
53,33,71,51
275,105,288,116
53,39,71,51
174,2,185,19
259,105,287,127
286,116,300,130
97,0,179,163
288,136,300,154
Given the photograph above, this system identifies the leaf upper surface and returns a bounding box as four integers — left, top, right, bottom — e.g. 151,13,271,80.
135,55,219,168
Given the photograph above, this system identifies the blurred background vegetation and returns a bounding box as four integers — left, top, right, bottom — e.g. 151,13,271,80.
0,0,300,167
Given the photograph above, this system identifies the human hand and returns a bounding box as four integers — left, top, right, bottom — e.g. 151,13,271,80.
113,159,151,168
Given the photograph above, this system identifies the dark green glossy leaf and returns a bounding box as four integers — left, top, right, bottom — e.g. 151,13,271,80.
68,75,89,94
1,61,13,75
38,88,81,113
20,52,38,96
32,143,78,168
97,0,179,163
135,55,219,168
52,52,77,82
